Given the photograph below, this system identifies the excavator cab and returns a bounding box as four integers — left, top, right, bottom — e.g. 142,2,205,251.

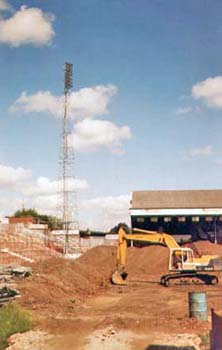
169,248,196,272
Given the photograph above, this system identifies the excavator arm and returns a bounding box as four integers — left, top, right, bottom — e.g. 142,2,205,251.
112,226,180,285
116,226,180,268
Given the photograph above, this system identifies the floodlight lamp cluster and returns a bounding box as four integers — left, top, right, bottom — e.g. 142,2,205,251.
64,62,73,91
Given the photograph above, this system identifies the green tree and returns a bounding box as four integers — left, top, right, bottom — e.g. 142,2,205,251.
13,208,62,231
14,208,38,218
109,222,130,234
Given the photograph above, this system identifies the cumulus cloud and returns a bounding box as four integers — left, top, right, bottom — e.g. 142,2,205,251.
22,176,89,196
32,194,58,214
0,171,88,221
0,163,129,230
68,118,131,155
0,197,24,217
0,192,130,230
30,193,130,230
0,164,32,188
11,84,132,155
69,85,117,119
0,163,88,210
192,76,222,108
11,85,117,119
185,144,213,158
0,194,58,217
80,194,130,231
0,5,55,47
0,0,10,11
10,91,62,116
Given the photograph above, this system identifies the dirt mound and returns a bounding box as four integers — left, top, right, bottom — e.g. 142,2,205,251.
184,240,222,257
18,246,116,314
127,245,169,277
18,244,171,314
19,240,222,314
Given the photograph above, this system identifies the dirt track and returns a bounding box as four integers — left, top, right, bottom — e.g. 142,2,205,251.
10,243,222,349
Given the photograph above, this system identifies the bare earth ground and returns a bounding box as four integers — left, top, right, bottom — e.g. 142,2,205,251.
6,243,222,349
8,280,222,349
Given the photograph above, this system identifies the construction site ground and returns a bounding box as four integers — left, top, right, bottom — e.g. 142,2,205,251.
6,242,222,349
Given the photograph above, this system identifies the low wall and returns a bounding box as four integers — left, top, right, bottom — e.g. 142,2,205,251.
50,233,117,253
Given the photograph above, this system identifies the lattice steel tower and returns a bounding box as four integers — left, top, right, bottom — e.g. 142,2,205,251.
58,62,78,254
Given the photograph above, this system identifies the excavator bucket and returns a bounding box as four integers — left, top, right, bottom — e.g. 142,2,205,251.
111,270,128,285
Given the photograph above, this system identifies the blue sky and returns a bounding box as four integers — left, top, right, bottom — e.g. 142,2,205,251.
1,0,222,229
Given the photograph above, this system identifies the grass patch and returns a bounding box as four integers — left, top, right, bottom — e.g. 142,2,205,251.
0,303,34,349
200,334,209,343
199,334,210,350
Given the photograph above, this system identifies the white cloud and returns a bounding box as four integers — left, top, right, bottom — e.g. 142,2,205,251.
69,85,117,119
0,168,89,219
68,118,131,155
10,84,132,155
11,85,117,120
22,176,89,196
0,193,130,230
0,194,57,217
176,107,193,115
0,197,23,217
0,5,55,47
0,164,89,217
175,106,201,115
0,164,32,188
83,194,130,212
0,163,130,230
10,91,62,116
0,0,10,11
192,76,222,108
80,194,130,231
32,194,58,214
185,144,213,158
215,158,222,165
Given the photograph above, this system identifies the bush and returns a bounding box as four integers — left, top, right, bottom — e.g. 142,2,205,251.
0,303,34,349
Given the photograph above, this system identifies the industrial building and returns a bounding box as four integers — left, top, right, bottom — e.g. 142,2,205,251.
130,190,222,242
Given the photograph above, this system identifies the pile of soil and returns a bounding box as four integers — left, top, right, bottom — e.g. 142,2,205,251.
17,241,222,314
127,245,169,277
18,246,117,314
18,244,170,314
184,240,222,257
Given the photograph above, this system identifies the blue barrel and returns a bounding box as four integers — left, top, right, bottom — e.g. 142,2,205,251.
188,292,207,320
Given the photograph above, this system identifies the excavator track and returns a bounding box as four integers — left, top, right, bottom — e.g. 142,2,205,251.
160,273,218,287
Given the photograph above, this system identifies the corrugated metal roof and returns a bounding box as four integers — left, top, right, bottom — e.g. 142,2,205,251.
131,190,222,209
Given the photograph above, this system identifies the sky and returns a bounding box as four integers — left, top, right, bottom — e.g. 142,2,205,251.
1,0,222,230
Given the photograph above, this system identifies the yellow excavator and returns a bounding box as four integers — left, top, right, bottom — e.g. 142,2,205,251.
111,227,222,286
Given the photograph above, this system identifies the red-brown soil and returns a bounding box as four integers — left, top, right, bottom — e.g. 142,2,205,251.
14,242,222,349
127,245,169,276
185,240,222,256
18,246,117,313
18,241,222,314
18,244,172,314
